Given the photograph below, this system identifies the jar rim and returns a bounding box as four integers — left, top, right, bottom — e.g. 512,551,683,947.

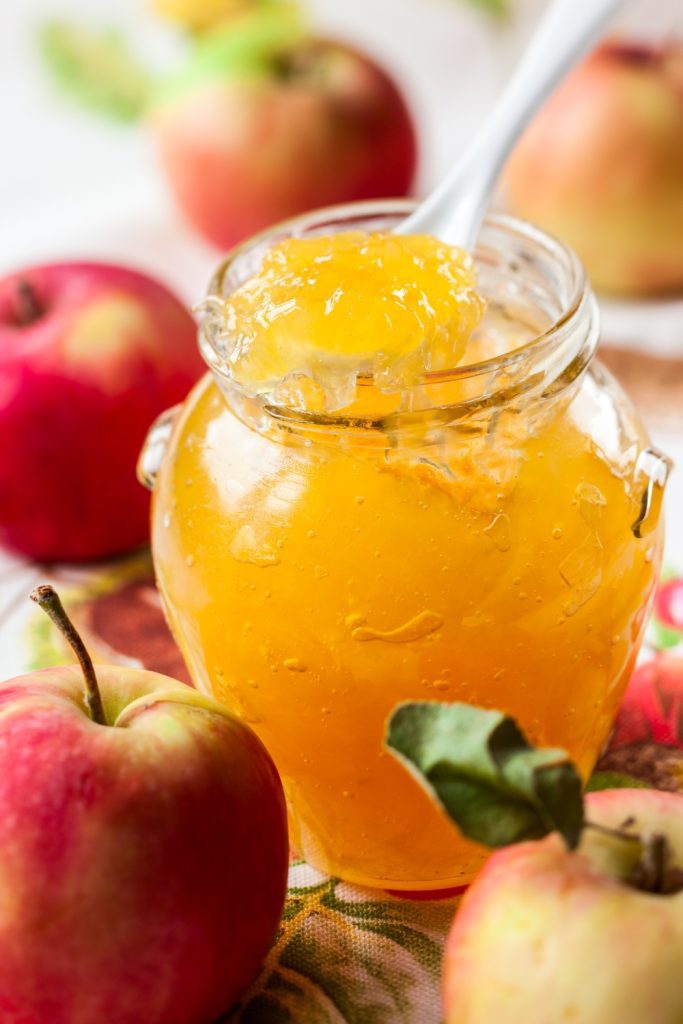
201,200,597,418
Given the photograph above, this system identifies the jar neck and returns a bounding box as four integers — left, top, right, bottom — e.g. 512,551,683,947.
205,288,599,447
198,207,599,442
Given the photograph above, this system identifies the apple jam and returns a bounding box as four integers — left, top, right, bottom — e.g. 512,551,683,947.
214,230,486,410
143,203,670,889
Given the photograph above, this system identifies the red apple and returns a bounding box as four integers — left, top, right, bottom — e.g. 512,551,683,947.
504,39,683,295
0,585,288,1024
0,263,204,562
610,653,683,750
150,24,417,251
443,789,683,1024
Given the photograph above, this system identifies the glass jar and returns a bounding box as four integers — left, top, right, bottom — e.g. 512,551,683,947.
140,201,670,891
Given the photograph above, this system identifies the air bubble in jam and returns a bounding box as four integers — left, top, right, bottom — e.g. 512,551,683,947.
284,658,307,672
345,613,366,630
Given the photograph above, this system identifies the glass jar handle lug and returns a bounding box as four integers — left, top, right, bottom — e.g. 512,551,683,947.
137,404,182,491
631,446,673,539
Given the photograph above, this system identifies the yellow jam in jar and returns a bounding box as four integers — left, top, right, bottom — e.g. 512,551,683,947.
218,231,486,411
149,211,667,889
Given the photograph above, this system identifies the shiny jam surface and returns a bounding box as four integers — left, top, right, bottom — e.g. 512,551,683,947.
152,231,662,889
216,231,486,411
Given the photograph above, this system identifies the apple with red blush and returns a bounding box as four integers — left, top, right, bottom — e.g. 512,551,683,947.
504,39,683,295
442,788,683,1024
0,263,204,562
0,584,288,1024
610,653,683,751
387,701,683,1024
150,16,417,251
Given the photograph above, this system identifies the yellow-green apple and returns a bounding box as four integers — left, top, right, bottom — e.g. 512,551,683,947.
0,263,204,562
0,585,288,1024
504,39,683,295
149,16,417,251
442,789,683,1024
387,701,683,1024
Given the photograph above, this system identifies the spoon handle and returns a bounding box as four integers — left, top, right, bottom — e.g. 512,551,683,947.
400,0,624,248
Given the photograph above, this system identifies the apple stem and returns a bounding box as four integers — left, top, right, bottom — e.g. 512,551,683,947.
587,820,683,895
631,832,683,896
14,280,44,325
30,585,108,727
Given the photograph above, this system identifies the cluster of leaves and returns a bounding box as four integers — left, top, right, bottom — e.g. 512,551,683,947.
39,3,304,122
40,22,151,121
39,0,509,124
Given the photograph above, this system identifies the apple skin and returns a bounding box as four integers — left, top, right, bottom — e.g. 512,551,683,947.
610,653,683,750
504,40,683,295
0,664,288,1024
0,263,204,562
150,37,417,251
442,789,683,1024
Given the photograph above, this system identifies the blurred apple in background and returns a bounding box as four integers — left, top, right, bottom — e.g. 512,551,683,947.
0,584,288,1023
0,263,203,563
504,39,683,296
149,12,417,250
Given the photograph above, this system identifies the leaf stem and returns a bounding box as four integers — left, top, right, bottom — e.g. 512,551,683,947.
584,819,641,844
30,584,107,726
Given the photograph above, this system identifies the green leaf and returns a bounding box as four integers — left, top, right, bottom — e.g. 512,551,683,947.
154,4,306,107
386,701,584,850
586,771,650,792
39,20,152,121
